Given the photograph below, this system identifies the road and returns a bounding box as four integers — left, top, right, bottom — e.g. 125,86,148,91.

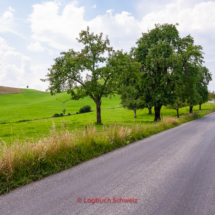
1,112,215,215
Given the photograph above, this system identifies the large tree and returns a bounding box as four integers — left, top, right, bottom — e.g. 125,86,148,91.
135,23,206,120
135,23,180,121
41,27,119,124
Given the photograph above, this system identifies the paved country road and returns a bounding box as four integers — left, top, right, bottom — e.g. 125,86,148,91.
1,113,215,215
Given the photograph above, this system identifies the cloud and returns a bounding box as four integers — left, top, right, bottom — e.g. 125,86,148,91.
9,7,15,12
28,0,215,53
0,37,48,90
0,37,14,53
28,0,215,90
3,11,13,22
0,8,15,33
27,42,44,52
91,4,96,9
29,2,141,52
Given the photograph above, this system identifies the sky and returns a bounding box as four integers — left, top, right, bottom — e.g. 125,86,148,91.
1,0,215,91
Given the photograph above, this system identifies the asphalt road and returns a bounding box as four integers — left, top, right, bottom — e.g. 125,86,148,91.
1,112,215,215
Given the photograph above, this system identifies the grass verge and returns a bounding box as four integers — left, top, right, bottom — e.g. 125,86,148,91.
0,108,214,195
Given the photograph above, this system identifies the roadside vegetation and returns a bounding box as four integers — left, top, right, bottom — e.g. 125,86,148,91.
0,105,214,194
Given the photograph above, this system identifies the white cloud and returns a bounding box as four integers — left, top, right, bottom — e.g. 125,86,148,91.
139,0,215,35
29,2,141,52
3,11,13,22
27,42,44,52
28,0,215,53
0,9,15,33
0,37,14,53
106,9,113,14
0,38,48,90
91,4,96,9
27,0,215,90
9,7,15,12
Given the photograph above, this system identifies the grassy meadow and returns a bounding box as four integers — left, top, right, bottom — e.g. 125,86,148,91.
0,88,214,145
0,88,215,194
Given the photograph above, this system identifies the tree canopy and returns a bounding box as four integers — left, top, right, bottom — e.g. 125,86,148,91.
41,27,120,124
134,23,211,120
115,52,144,118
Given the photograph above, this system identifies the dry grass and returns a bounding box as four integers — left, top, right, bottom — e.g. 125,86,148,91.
0,86,25,94
163,117,179,124
0,124,133,180
0,118,178,181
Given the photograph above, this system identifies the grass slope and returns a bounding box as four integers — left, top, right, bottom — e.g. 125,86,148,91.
0,88,214,145
0,89,121,123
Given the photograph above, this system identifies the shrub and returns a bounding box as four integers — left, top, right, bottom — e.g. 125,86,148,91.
79,105,92,113
68,113,71,116
76,112,79,114
53,113,60,117
60,113,64,117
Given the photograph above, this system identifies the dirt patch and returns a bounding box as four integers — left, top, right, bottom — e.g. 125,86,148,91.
0,86,25,94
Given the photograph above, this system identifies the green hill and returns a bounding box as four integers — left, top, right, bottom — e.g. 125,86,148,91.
0,88,121,123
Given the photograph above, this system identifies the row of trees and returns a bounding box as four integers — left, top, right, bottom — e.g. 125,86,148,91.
42,24,212,123
209,91,215,100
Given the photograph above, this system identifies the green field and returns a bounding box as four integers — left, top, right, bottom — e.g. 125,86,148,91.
0,89,214,145
1,88,215,195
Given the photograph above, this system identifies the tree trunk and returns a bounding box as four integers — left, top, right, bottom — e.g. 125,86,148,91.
199,104,201,110
177,108,179,118
154,105,162,121
189,106,193,113
133,108,137,118
96,101,102,124
148,107,152,114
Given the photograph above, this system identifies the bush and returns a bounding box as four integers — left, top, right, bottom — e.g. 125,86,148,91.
60,113,64,117
53,113,60,117
79,105,92,113
68,113,71,116
76,112,79,114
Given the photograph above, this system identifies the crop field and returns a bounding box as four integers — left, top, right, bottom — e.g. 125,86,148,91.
0,88,214,145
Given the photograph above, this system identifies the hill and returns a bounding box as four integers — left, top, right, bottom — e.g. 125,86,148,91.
0,86,25,94
0,88,121,123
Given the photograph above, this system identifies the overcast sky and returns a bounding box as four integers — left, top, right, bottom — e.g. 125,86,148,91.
1,0,215,91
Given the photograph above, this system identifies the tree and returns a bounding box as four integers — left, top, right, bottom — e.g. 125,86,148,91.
209,90,215,100
135,23,181,121
114,52,144,118
176,36,205,113
148,107,152,114
196,67,212,110
166,98,187,118
41,27,119,124
135,23,206,119
120,86,145,118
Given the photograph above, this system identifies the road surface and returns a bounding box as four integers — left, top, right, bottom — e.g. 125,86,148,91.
1,112,215,215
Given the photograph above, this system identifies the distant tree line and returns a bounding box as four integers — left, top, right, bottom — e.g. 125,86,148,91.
41,23,212,123
209,91,215,100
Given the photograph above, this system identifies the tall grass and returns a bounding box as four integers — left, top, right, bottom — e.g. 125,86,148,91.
0,108,214,194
